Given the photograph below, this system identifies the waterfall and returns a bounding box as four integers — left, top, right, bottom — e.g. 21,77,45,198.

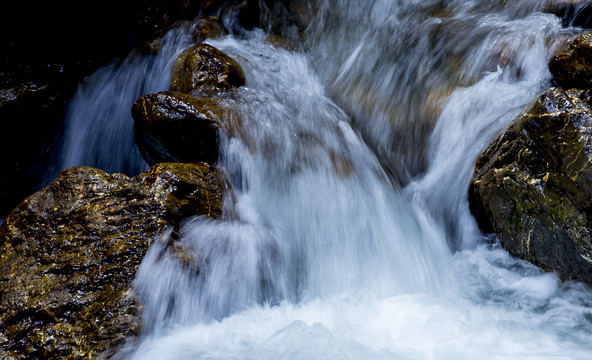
56,0,592,358
40,29,194,186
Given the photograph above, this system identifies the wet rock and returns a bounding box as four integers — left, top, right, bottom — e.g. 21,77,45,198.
172,16,227,43
0,1,219,218
0,162,224,359
469,88,592,285
549,33,592,89
169,43,246,96
132,91,238,165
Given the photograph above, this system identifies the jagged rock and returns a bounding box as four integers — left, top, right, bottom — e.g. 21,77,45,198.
469,88,592,285
132,91,237,165
0,162,224,359
550,33,592,89
169,43,246,96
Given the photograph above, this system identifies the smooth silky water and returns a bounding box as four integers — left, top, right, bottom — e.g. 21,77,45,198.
40,29,195,186
54,0,592,358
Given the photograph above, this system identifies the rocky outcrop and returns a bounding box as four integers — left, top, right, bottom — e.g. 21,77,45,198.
550,33,592,89
469,88,592,285
0,162,224,359
132,91,236,165
169,43,246,97
133,41,246,166
0,1,227,218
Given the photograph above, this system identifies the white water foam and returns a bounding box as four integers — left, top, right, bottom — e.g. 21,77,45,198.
114,1,592,358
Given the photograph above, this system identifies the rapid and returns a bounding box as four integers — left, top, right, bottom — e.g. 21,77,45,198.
52,0,592,358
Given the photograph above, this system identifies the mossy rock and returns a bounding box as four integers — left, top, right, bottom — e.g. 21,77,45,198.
550,33,592,89
469,87,592,284
132,91,239,165
169,43,246,97
0,162,224,359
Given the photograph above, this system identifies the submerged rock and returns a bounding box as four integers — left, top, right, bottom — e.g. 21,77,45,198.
469,88,592,285
0,162,224,359
173,16,227,43
169,43,246,96
132,91,236,165
549,33,592,89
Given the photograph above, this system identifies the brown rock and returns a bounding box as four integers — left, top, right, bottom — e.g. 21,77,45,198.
0,162,224,359
549,33,592,89
469,88,592,285
169,43,246,96
132,91,237,165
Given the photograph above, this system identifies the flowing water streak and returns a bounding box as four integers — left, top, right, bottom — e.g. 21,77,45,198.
41,29,194,186
132,32,452,335
126,1,592,359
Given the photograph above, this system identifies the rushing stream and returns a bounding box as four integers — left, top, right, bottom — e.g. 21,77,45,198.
50,0,592,358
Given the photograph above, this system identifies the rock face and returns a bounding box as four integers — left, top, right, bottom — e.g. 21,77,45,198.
0,162,224,359
132,91,234,165
549,33,592,89
169,43,246,96
469,88,592,285
0,1,218,218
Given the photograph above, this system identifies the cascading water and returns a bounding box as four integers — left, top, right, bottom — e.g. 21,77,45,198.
40,29,194,186
59,0,592,358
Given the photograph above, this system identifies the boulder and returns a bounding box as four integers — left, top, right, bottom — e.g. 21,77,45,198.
0,162,224,359
0,2,217,218
469,88,592,285
169,43,246,96
549,33,592,89
132,91,236,165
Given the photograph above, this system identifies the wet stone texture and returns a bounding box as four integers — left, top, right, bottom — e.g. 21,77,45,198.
469,88,592,285
169,43,246,97
0,1,215,219
134,42,246,167
0,162,224,359
549,32,592,90
132,91,237,165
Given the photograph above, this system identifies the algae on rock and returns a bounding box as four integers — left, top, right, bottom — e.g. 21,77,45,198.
0,162,224,359
469,88,592,285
